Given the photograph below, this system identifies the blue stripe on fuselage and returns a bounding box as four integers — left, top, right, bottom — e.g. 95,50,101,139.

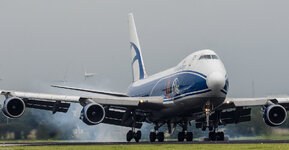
127,70,209,101
163,89,212,102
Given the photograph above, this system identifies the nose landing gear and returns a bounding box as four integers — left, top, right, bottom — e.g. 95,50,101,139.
202,102,225,141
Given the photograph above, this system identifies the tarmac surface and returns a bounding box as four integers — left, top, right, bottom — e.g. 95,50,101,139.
2,140,289,146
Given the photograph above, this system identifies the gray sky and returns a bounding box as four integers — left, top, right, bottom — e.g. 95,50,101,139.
0,0,289,98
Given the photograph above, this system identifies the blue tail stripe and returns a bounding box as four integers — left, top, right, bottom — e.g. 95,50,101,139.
130,42,145,80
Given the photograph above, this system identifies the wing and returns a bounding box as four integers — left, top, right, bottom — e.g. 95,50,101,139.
196,96,289,129
0,90,163,128
51,85,128,97
219,97,289,109
0,90,163,109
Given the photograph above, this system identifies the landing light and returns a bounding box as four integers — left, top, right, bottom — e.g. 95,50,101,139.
140,100,144,103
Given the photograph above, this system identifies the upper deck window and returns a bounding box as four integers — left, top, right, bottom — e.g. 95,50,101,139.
199,55,218,60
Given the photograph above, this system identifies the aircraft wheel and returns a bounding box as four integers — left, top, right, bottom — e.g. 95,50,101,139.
126,130,134,142
178,132,185,142
208,132,216,141
201,123,206,131
149,132,156,142
208,126,213,131
157,132,164,142
216,132,224,141
134,131,142,142
186,132,193,141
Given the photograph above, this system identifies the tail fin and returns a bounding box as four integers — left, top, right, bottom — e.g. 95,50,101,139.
128,13,148,82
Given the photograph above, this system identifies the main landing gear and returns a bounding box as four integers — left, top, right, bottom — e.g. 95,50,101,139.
177,122,193,142
149,121,193,142
208,131,224,141
149,123,164,142
149,131,164,142
126,130,142,142
126,111,142,142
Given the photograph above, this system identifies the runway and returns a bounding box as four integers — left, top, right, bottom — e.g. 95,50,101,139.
2,140,289,146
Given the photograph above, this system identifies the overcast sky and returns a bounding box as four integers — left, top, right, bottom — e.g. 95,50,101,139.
0,0,289,98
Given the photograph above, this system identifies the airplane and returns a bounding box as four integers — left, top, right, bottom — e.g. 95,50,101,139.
82,65,95,80
84,71,95,80
1,13,289,142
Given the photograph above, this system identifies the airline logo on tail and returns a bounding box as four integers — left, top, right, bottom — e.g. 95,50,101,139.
130,42,145,80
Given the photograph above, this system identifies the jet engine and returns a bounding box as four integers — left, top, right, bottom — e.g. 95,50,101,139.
80,103,105,125
2,97,26,118
263,104,287,126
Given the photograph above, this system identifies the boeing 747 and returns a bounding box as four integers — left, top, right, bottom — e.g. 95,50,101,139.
1,13,289,142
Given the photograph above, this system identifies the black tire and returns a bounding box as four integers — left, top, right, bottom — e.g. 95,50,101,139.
186,132,193,141
149,132,156,142
157,132,164,142
216,132,224,141
126,130,133,142
201,123,206,131
178,132,185,142
209,132,216,141
209,126,213,131
134,131,142,142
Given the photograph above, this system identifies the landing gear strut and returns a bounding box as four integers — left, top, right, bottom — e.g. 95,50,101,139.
126,110,142,142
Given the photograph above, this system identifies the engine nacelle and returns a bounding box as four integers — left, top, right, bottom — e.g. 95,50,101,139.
263,104,287,127
2,97,26,118
80,103,105,125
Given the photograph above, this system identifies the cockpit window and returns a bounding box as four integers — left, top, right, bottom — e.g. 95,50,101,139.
211,55,218,59
199,55,218,60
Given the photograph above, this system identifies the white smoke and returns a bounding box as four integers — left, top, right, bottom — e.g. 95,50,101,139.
27,79,151,142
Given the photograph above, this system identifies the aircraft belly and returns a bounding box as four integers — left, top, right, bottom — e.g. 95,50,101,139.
148,96,225,122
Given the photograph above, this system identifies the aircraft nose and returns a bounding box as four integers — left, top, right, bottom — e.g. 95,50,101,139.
206,72,226,91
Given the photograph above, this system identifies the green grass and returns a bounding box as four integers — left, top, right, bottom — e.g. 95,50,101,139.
2,144,289,150
0,139,63,144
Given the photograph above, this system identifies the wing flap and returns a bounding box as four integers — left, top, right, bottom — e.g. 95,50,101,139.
102,118,142,128
24,99,70,113
80,96,163,108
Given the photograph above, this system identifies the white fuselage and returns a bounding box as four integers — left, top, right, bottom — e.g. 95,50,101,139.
127,49,228,122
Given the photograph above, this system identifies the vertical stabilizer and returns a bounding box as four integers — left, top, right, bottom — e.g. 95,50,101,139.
128,13,148,82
